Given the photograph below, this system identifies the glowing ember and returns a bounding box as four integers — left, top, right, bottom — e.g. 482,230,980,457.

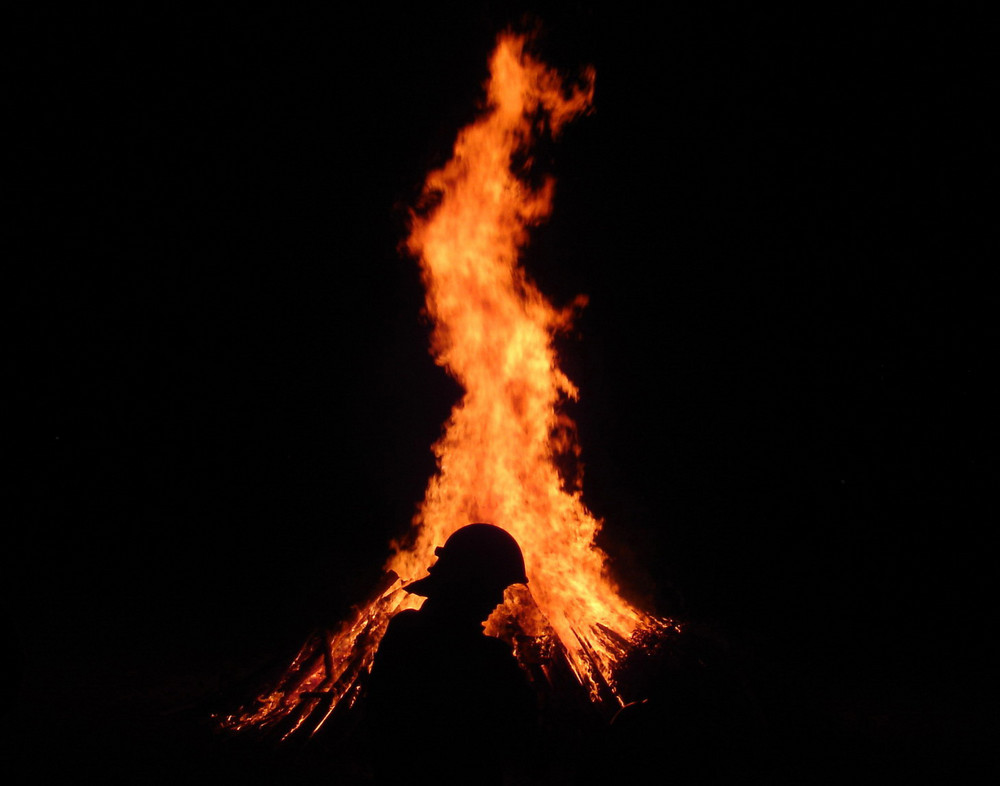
222,31,674,739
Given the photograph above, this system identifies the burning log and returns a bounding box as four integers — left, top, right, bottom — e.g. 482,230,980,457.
220,29,680,748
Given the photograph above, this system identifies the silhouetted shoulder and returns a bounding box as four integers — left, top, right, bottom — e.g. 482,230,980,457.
375,609,423,652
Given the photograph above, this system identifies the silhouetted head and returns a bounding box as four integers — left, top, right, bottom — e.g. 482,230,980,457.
405,524,528,618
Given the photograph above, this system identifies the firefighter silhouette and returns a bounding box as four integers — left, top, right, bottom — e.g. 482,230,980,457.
363,523,536,783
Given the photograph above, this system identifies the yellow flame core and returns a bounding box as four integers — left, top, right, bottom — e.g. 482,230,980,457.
389,33,651,695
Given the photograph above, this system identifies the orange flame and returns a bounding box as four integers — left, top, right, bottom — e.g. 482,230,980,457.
392,31,654,693
221,31,673,739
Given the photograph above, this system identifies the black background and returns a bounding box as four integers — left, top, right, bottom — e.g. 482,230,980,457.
6,4,992,783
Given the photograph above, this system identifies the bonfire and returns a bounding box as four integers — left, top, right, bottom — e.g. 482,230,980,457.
220,30,678,742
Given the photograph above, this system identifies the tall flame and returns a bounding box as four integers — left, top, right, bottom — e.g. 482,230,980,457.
392,32,650,689
222,31,672,740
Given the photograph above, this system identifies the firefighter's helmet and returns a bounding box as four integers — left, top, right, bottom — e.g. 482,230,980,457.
405,523,528,598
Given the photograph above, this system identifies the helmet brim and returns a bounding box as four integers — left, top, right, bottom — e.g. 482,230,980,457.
403,571,528,598
403,573,438,597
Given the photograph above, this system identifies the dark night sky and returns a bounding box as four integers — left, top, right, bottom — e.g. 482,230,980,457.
6,4,992,782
